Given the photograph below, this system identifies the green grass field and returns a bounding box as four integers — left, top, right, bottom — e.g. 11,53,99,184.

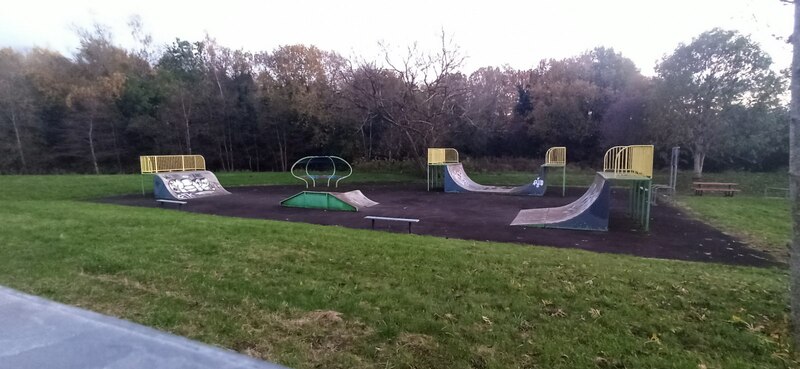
663,170,790,263
0,172,795,368
679,196,790,262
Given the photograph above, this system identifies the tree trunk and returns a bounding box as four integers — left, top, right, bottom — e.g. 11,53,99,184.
368,119,373,160
10,109,26,172
88,117,100,175
109,120,123,173
281,130,288,171
401,128,425,170
692,150,705,179
227,127,235,170
181,95,192,154
212,67,235,170
789,0,800,349
217,142,227,172
275,128,287,172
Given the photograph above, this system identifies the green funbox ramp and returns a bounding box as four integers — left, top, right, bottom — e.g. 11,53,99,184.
280,190,378,212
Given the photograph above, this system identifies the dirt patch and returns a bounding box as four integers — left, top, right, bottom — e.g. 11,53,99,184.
291,310,344,325
102,183,779,267
232,308,373,368
397,332,438,349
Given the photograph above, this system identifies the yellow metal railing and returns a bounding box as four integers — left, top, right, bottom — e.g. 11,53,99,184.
427,148,459,165
544,147,566,166
140,155,206,174
603,146,627,174
602,145,653,178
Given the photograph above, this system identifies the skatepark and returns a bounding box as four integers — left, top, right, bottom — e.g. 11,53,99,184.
110,146,779,267
1,11,793,368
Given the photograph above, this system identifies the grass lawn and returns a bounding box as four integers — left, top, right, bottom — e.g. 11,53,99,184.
667,170,789,196
468,166,789,195
679,196,790,263
0,172,795,368
663,170,790,263
466,166,597,188
1,171,417,201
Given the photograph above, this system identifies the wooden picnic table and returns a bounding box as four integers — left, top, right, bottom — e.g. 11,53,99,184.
692,182,740,197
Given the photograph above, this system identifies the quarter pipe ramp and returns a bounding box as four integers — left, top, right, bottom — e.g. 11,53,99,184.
153,171,231,201
510,174,611,231
444,163,547,196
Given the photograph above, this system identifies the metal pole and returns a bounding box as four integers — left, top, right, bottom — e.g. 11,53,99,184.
670,147,679,197
640,182,646,226
634,182,640,220
644,180,652,231
629,182,635,216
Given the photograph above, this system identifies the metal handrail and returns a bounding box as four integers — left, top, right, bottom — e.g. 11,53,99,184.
602,145,653,178
544,147,566,166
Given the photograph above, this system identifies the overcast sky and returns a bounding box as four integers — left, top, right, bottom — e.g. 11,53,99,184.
0,0,792,75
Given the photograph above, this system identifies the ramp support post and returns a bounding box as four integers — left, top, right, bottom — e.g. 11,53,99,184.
643,179,651,231
627,179,651,232
426,164,445,191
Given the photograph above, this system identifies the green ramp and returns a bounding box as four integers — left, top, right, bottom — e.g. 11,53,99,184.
280,190,378,212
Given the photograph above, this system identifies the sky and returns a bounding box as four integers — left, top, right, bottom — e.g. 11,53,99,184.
0,0,792,75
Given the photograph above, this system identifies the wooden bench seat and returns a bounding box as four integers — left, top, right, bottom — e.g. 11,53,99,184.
692,182,739,197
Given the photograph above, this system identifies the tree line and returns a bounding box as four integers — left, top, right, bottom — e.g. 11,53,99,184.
0,26,788,177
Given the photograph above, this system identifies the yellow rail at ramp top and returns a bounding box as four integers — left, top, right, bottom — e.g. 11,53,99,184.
544,147,566,167
140,155,206,174
427,148,459,165
602,145,653,178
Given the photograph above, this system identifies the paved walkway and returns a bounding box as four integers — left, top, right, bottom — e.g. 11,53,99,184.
0,286,286,369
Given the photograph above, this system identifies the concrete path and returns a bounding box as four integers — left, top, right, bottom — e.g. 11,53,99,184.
0,286,287,369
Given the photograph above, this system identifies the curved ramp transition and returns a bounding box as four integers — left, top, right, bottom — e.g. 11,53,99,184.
444,163,547,196
510,174,610,231
153,171,230,200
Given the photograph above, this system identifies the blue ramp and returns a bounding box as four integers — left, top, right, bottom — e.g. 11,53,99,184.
443,163,547,196
510,174,610,231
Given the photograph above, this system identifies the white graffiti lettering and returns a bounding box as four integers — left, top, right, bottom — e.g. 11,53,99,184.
165,174,218,199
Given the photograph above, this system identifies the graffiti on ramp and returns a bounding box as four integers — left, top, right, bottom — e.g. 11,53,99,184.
154,171,231,200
